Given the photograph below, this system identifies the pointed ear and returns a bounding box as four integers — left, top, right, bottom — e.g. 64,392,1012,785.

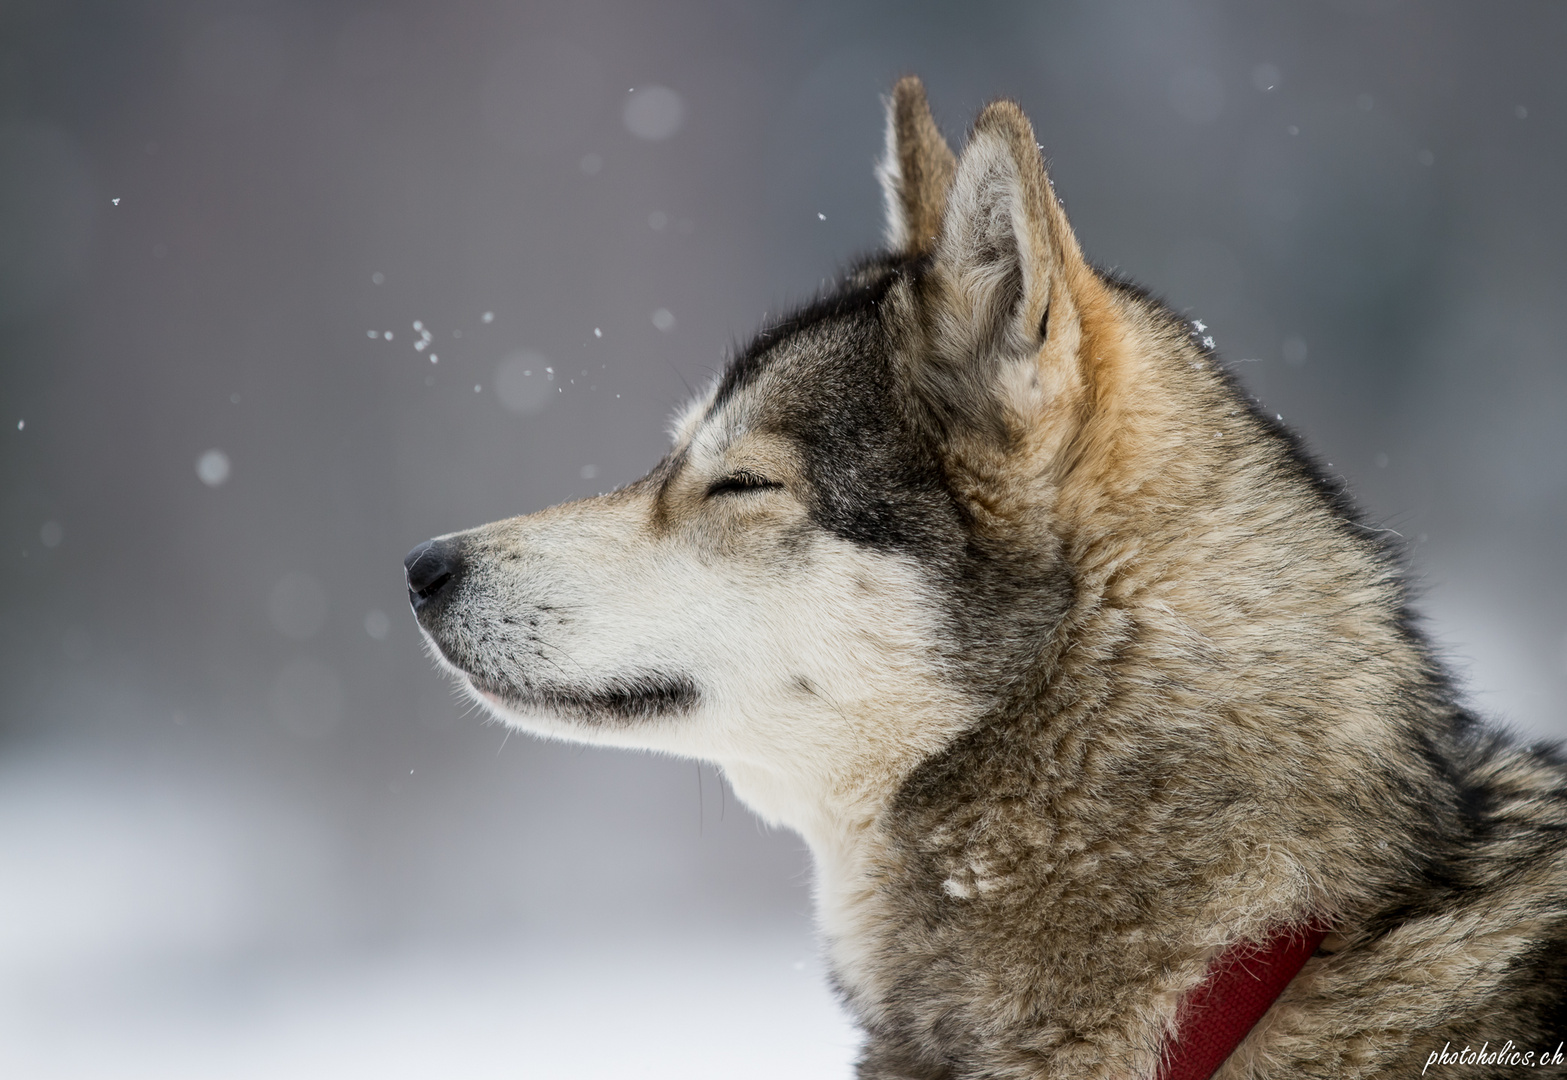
877,76,957,256
926,100,1088,367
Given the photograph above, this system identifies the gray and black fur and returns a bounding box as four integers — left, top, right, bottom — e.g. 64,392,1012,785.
408,78,1567,1078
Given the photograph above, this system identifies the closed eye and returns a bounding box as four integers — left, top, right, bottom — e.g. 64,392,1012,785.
705,471,783,499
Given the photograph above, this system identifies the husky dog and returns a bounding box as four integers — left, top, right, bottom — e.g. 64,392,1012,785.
406,78,1567,1078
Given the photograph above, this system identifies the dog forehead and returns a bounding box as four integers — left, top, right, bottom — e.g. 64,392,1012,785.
678,304,889,464
685,389,750,465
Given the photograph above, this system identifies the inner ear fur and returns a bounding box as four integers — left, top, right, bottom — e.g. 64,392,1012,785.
929,100,1085,364
896,97,1100,453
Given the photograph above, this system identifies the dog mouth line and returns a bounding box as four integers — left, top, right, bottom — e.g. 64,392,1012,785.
468,670,701,724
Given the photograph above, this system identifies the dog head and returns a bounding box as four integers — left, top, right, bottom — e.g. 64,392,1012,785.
407,78,1129,833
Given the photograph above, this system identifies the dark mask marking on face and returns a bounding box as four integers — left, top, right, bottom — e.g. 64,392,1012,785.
699,255,1076,707
710,257,907,416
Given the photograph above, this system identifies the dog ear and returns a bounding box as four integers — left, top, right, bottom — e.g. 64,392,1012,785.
907,99,1099,450
927,100,1084,365
878,76,957,256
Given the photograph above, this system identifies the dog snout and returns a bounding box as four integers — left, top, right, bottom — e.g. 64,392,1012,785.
404,537,464,617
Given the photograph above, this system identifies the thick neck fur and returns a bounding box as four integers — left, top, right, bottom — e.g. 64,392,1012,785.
808,280,1477,1078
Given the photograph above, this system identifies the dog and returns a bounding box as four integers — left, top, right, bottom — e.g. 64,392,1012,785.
405,77,1567,1079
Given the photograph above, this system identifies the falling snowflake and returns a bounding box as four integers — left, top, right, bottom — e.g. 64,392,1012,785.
196,449,231,487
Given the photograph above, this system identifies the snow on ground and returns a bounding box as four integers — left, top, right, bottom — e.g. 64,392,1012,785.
0,753,859,1079
1,932,859,1079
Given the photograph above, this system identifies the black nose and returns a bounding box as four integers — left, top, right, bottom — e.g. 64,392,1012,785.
404,538,463,615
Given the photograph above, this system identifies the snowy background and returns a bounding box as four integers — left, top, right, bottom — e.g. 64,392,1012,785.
2,2,1565,1076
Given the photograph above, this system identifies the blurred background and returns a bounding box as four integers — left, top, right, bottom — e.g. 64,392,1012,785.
2,1,1564,1075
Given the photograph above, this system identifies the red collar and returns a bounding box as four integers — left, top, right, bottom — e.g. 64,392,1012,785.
1156,923,1328,1080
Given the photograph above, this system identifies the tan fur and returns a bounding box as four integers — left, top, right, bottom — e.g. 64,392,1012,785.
411,79,1567,1079
840,81,1567,1080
